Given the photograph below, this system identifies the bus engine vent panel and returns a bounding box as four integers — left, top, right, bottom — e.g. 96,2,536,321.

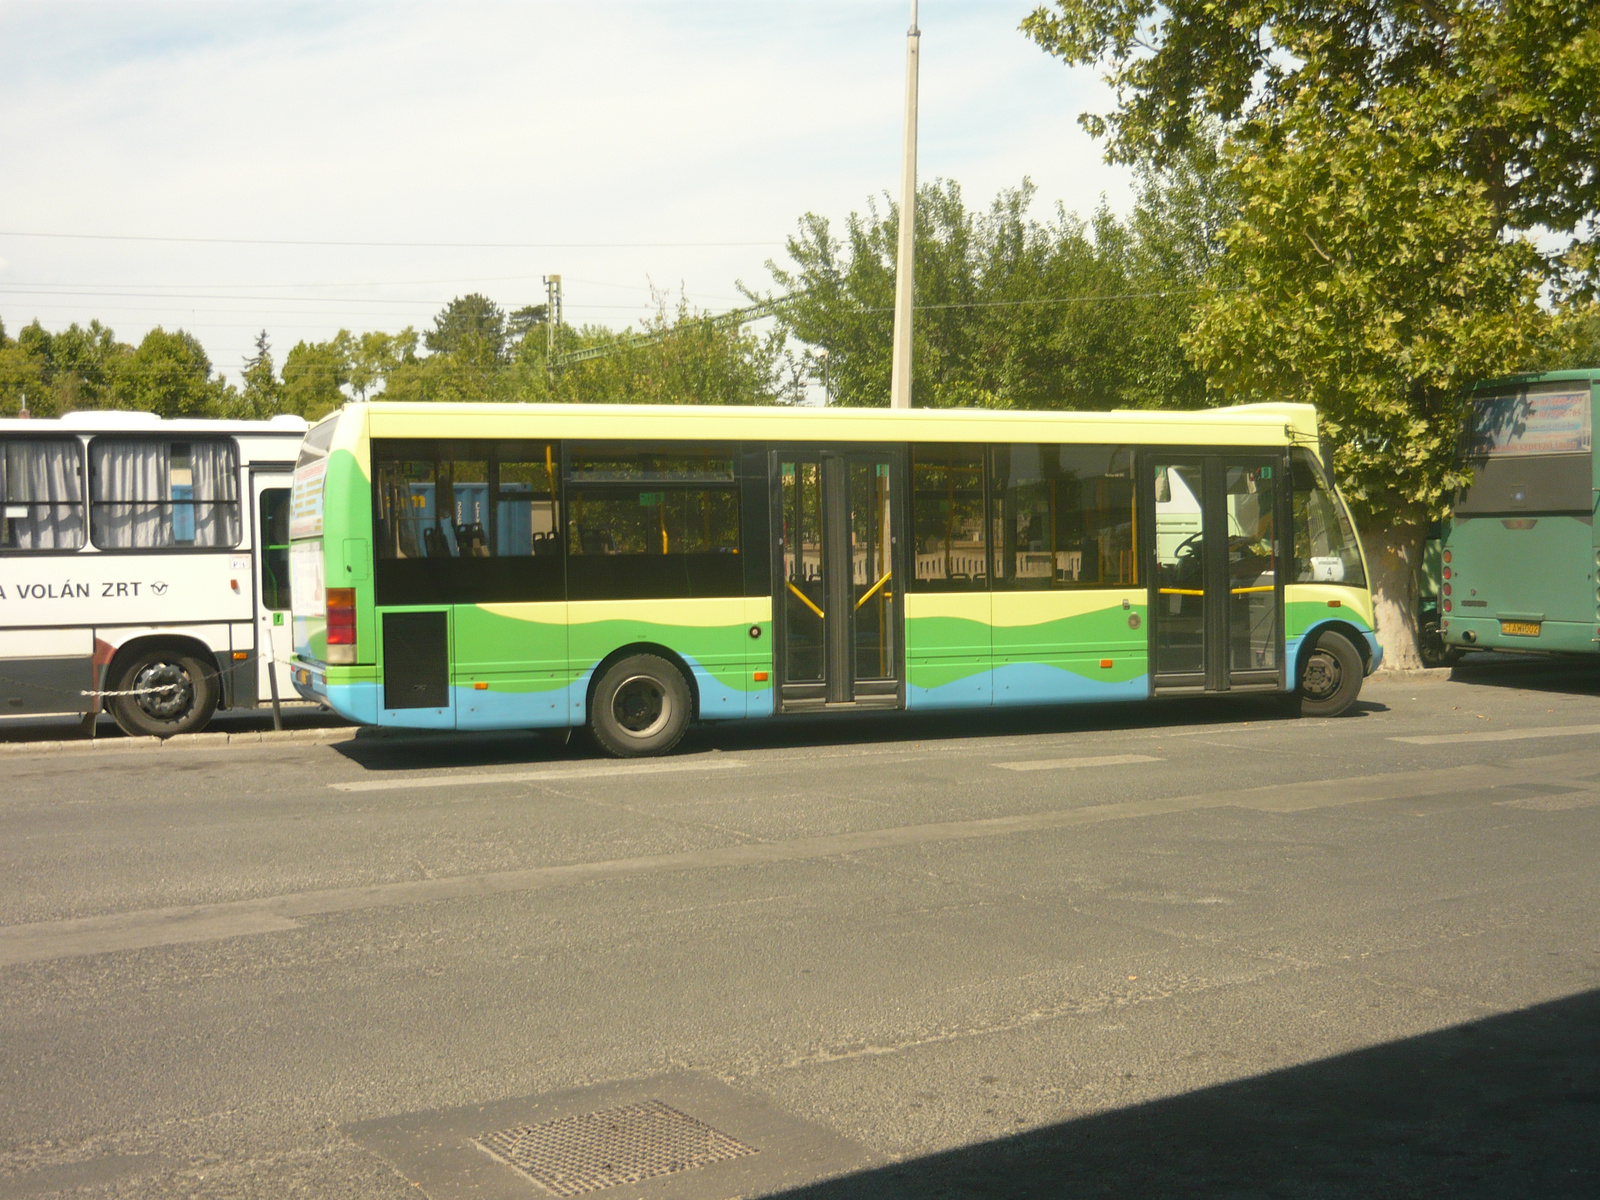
382,611,449,709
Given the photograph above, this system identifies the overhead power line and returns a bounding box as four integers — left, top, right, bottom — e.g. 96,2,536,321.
0,230,782,249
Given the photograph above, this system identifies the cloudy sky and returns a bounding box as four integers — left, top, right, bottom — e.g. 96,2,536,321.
0,1,1129,380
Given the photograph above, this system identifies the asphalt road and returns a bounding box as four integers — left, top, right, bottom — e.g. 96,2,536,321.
1,655,1597,1198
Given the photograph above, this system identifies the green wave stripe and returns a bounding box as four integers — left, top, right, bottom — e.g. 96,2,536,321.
444,606,768,694
1285,600,1372,638
907,604,1149,687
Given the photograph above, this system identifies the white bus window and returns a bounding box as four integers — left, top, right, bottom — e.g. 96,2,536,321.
90,438,241,549
1,438,85,551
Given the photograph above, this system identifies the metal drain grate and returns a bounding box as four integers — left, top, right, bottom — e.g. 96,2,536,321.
473,1099,757,1196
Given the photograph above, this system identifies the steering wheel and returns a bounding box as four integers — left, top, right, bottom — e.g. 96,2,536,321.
1173,532,1204,559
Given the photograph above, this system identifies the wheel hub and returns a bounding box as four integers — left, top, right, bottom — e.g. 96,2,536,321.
613,675,670,737
133,661,193,721
1302,650,1341,701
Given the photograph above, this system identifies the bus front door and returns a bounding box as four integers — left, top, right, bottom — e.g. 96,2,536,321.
773,450,903,711
1148,454,1285,695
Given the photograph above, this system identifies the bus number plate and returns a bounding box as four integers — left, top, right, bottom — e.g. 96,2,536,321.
1500,620,1541,637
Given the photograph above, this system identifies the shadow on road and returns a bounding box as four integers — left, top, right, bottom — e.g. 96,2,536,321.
776,988,1600,1199
1447,652,1600,698
329,693,1333,773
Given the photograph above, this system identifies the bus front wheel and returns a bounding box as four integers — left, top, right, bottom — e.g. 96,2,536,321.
589,654,691,757
1298,630,1364,718
108,649,219,739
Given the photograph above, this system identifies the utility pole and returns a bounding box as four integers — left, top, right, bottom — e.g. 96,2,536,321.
889,0,920,411
543,274,563,381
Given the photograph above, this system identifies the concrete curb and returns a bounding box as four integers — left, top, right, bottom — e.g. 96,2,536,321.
1370,667,1456,683
0,726,361,756
0,724,569,758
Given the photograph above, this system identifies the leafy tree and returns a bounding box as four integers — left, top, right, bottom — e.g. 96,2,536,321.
541,290,800,406
1542,303,1600,370
234,330,283,419
348,329,420,400
117,327,231,418
281,333,352,421
0,319,134,415
507,304,548,344
425,294,508,361
1023,0,1599,666
761,177,1212,411
0,321,48,417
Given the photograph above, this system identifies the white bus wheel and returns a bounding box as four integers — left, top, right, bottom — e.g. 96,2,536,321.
108,650,219,739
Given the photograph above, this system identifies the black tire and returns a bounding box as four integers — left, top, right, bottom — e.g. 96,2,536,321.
589,654,691,757
108,648,219,738
1417,619,1463,669
1298,630,1364,717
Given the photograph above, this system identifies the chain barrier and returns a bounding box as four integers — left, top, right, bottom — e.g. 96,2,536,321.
0,651,277,705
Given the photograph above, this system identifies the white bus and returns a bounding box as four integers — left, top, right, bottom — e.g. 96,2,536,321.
0,411,309,737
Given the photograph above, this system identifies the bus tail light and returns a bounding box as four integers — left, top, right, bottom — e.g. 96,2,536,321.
326,587,357,664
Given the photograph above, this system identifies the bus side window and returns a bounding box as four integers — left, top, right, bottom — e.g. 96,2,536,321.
564,442,741,601
1,438,86,551
259,488,291,610
910,444,987,590
990,444,1135,589
90,438,241,549
371,438,563,605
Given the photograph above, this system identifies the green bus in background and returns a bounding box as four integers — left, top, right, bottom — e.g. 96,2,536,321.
1443,369,1599,656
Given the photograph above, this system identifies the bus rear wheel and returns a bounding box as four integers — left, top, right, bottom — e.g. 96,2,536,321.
1298,630,1364,718
108,649,218,739
589,654,691,757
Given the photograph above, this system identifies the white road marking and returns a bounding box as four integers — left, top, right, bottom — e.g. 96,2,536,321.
1495,793,1600,812
1389,723,1600,746
329,758,745,792
992,753,1162,772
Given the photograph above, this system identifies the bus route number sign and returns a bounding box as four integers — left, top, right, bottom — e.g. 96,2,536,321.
1500,620,1541,637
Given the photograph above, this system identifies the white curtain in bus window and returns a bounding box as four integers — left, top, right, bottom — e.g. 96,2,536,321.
1,438,85,550
1289,449,1366,586
90,439,241,549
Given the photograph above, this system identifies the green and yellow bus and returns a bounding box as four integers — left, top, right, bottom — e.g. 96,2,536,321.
287,402,1379,755
1443,369,1598,655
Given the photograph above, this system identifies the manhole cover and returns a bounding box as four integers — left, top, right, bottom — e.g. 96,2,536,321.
473,1099,758,1196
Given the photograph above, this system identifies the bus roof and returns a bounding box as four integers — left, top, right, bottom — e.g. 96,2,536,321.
1470,368,1600,392
0,413,309,434
349,400,1319,447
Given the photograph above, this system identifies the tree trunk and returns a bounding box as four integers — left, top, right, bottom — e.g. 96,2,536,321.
1363,517,1428,671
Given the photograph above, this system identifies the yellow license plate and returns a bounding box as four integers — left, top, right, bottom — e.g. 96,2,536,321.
1500,620,1541,637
